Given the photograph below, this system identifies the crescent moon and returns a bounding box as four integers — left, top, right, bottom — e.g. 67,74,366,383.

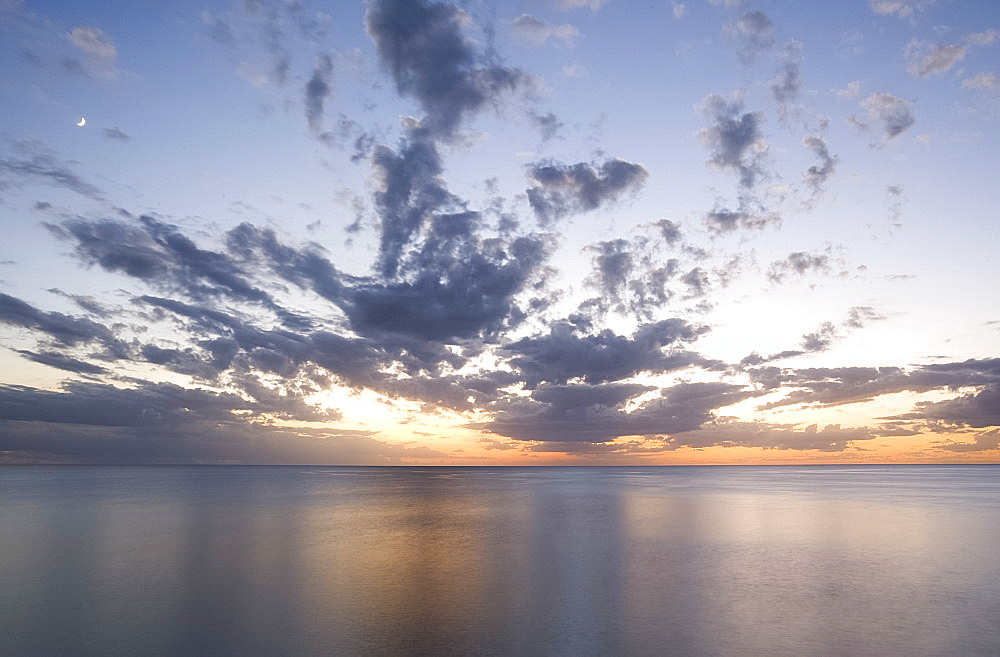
76,117,86,127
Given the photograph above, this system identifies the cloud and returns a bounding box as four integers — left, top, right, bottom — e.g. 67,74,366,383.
753,358,1000,413
581,238,680,317
526,157,648,225
0,292,122,352
528,111,563,141
802,135,836,195
906,385,1000,429
543,0,606,10
672,2,687,19
905,41,966,78
937,428,1000,452
862,92,915,140
740,306,885,367
368,127,460,277
703,200,779,233
586,238,635,302
226,199,552,355
869,0,936,18
482,381,752,443
664,419,883,452
800,321,838,352
203,13,237,46
0,380,451,464
343,231,549,343
0,149,104,200
962,72,998,89
66,26,119,79
698,94,766,188
767,251,832,283
965,29,1000,47
654,219,682,244
510,14,580,48
50,215,296,322
305,54,333,133
365,0,535,139
103,127,130,141
725,10,775,64
844,305,884,329
16,350,109,375
502,318,711,389
681,267,710,298
835,80,862,99
254,4,291,84
770,41,803,119
905,30,997,79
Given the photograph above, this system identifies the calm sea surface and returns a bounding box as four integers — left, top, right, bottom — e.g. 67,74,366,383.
1,465,997,656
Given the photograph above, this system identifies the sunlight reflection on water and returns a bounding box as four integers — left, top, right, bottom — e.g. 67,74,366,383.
1,465,997,656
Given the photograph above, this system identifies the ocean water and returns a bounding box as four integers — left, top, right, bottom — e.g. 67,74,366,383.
1,465,997,656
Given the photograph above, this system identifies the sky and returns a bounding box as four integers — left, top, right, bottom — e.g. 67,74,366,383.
1,0,998,464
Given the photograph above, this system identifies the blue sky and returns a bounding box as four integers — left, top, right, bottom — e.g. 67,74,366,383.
1,0,998,463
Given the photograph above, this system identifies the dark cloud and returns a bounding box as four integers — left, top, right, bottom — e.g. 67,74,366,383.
802,135,836,195
886,184,904,229
800,321,837,352
136,294,523,414
586,238,634,302
16,350,108,375
344,231,549,343
0,381,447,464
740,306,885,367
844,305,884,329
526,157,648,225
369,128,454,277
46,289,112,317
704,202,779,233
725,10,775,64
767,251,831,283
906,385,1000,429
698,94,766,189
50,215,300,325
0,151,104,200
366,0,535,139
103,127,130,141
227,210,551,359
681,267,710,298
502,318,712,389
137,295,381,387
305,54,333,133
653,219,682,245
753,359,1000,412
862,92,915,141
937,428,1000,453
581,235,681,318
528,111,563,142
667,419,881,452
0,292,121,351
770,41,802,119
482,381,752,443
